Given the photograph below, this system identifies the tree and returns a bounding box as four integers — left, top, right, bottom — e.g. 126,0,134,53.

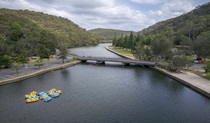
117,34,124,47
59,43,68,64
133,33,140,47
133,42,153,61
151,36,173,59
112,35,117,46
124,35,128,49
168,55,190,72
55,32,69,64
0,55,12,69
9,22,23,41
193,31,210,61
128,32,134,49
182,20,195,39
179,35,192,57
11,62,22,74
203,62,210,73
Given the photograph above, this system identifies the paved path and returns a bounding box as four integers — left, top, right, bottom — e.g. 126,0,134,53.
189,64,204,71
0,57,72,81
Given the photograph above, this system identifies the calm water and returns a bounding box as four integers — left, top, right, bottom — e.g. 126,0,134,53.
0,43,210,123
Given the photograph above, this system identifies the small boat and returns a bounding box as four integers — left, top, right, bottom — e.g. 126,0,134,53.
57,90,62,94
51,93,60,98
26,98,39,103
40,95,51,100
38,92,46,96
25,91,38,98
30,91,38,96
43,97,52,102
27,95,39,99
38,92,48,100
25,94,30,99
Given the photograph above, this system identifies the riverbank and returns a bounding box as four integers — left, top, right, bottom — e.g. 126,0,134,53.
106,46,210,98
105,46,134,59
0,60,80,86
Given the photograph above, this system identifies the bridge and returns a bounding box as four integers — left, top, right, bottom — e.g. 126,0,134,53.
76,57,158,67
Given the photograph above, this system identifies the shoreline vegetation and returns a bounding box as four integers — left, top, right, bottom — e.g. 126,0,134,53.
106,46,210,99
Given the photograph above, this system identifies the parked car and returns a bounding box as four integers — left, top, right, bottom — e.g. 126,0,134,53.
193,58,203,64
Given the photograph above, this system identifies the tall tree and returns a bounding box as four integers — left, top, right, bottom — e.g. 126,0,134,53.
128,32,134,49
133,42,153,61
193,31,210,61
56,32,68,64
112,35,117,46
179,35,192,57
151,36,173,59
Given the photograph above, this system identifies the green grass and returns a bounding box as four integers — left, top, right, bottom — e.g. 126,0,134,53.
100,40,113,43
28,58,56,64
113,48,136,59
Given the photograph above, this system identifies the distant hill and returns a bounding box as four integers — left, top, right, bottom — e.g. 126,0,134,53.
0,9,99,48
89,28,136,40
139,2,210,40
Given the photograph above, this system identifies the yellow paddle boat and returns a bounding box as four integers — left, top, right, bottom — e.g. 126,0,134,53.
25,91,38,99
26,98,39,103
57,90,62,94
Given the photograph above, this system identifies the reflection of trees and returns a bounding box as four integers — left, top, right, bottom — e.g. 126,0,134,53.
155,71,184,94
61,69,70,80
134,68,184,94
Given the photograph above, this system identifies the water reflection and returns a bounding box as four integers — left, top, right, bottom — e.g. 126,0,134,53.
61,69,70,80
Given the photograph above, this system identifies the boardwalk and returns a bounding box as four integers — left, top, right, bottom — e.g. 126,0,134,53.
77,57,158,67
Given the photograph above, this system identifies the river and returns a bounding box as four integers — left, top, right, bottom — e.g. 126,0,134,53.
0,43,210,123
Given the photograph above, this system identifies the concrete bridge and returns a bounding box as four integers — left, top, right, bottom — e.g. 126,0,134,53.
76,57,158,67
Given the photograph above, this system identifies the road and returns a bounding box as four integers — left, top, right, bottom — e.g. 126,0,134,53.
189,64,204,71
0,57,72,81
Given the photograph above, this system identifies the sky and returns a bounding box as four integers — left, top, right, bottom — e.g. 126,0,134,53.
0,0,209,31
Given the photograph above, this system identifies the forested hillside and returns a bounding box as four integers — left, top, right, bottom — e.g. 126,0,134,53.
140,2,210,41
89,28,136,40
0,9,99,68
113,2,210,71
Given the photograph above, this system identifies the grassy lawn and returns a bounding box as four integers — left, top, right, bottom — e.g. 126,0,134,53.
28,58,56,64
113,48,136,59
100,40,112,43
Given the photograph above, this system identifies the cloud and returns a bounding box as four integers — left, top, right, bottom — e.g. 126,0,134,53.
149,0,195,21
68,5,153,31
130,0,166,4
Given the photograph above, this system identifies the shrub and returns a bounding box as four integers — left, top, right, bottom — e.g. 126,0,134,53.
168,56,190,72
203,62,210,73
